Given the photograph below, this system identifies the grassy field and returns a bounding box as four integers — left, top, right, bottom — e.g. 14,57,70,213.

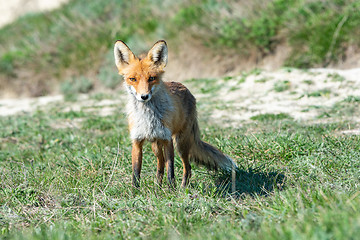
1,0,360,96
1,1,360,237
1,76,360,239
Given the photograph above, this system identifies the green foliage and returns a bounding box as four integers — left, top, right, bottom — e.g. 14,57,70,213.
173,4,203,27
170,0,360,66
318,95,360,118
60,76,93,101
184,78,222,95
274,80,291,92
255,77,268,83
306,88,332,97
0,0,158,81
1,0,360,96
344,95,360,103
97,50,123,89
328,73,346,82
0,51,27,77
250,113,292,121
285,1,360,67
246,0,295,53
97,67,122,89
302,79,314,85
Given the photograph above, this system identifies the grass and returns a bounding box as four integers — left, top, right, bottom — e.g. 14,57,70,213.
284,1,360,68
327,73,346,82
184,78,222,95
250,113,292,121
255,78,268,83
302,79,314,85
306,89,332,98
1,0,360,96
274,80,291,92
1,79,360,239
60,76,94,101
317,95,360,119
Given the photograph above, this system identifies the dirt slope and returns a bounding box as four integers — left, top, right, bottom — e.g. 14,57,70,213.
0,0,68,27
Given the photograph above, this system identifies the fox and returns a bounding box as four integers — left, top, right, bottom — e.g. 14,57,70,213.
114,40,237,188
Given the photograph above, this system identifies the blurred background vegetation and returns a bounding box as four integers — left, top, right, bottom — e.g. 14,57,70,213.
0,0,359,97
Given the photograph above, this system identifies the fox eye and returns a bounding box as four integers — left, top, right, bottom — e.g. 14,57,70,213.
148,76,156,82
129,77,136,82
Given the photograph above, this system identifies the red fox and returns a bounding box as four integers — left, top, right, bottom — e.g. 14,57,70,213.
114,40,237,188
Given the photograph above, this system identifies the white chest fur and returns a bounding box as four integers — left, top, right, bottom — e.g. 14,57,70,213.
126,87,174,142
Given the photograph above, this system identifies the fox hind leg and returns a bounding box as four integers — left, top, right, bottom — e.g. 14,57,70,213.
179,147,192,188
174,135,192,187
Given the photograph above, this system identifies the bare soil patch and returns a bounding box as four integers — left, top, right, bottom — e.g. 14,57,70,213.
207,68,360,126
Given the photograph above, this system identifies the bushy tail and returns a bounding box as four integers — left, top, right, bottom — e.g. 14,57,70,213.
189,121,237,172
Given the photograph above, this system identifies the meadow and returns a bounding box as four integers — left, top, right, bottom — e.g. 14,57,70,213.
1,75,360,239
1,0,360,239
1,0,360,97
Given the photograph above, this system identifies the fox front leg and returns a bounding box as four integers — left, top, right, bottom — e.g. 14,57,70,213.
151,141,165,186
163,140,175,188
131,140,144,188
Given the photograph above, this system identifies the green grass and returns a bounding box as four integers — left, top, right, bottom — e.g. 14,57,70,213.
317,96,360,119
173,0,360,67
302,79,314,85
274,80,291,92
344,95,360,103
1,89,360,239
250,113,292,121
306,89,332,98
327,73,346,82
1,0,360,96
184,78,222,95
255,77,268,83
284,1,360,68
60,76,94,101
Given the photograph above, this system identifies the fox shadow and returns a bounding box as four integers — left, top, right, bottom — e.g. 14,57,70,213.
212,168,286,197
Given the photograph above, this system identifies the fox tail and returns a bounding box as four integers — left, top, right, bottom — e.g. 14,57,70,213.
188,121,238,172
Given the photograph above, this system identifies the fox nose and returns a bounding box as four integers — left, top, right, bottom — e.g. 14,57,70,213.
141,94,149,101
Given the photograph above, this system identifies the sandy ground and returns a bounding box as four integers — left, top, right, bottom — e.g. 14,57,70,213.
209,68,360,124
1,68,359,130
0,0,68,27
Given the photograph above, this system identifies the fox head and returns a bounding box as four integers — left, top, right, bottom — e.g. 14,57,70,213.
114,40,168,102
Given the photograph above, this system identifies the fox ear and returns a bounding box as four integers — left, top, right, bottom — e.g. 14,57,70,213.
147,40,168,68
114,40,136,73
